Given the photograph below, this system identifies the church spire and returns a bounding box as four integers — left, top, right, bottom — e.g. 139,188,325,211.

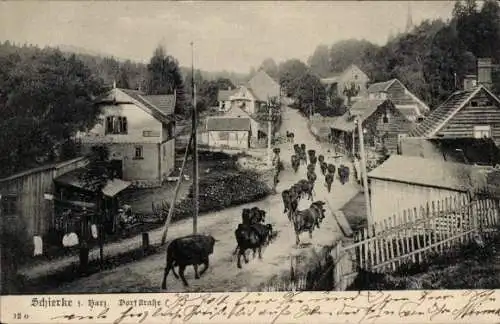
405,2,413,33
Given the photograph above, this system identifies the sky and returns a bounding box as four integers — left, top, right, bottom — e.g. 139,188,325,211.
0,1,455,73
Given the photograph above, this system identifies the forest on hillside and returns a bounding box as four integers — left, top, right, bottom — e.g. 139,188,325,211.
306,0,500,110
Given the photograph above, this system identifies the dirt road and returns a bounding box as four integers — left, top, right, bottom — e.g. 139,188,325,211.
45,106,360,293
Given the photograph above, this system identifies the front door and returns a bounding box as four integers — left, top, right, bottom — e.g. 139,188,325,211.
110,160,123,179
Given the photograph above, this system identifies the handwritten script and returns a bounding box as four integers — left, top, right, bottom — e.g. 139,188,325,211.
17,290,500,323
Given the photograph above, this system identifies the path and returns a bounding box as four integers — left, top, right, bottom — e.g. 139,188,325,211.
20,106,361,293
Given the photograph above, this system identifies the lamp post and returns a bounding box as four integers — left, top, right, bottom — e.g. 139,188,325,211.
355,117,372,227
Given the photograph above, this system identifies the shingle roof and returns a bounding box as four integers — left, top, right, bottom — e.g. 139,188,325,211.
367,79,396,93
142,95,175,116
396,105,420,120
331,99,387,132
408,87,479,137
368,155,489,192
206,117,251,131
218,89,237,101
247,70,280,101
119,89,175,123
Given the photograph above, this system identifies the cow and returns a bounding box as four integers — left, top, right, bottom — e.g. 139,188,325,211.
291,155,300,173
300,144,307,164
320,161,328,176
325,172,334,193
249,207,266,224
318,155,325,163
161,234,218,289
307,149,316,163
234,223,274,268
286,131,295,143
327,163,336,175
283,188,299,220
307,163,316,173
291,201,327,246
307,170,317,185
282,190,291,214
297,179,314,201
310,155,318,166
293,144,300,155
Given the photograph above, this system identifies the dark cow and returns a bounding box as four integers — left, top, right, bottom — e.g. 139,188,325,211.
307,163,316,173
282,188,299,220
291,155,300,173
327,163,336,175
293,144,300,155
291,201,327,245
325,172,334,193
307,170,317,185
310,155,318,166
320,161,328,176
282,190,291,214
286,131,295,143
161,234,217,288
318,155,325,163
307,149,316,164
234,223,274,268
298,179,314,201
300,144,307,164
249,207,266,224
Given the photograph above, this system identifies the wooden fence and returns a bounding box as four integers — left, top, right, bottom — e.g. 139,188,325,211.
333,195,500,290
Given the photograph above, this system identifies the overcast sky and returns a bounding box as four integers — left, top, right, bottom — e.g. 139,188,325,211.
0,1,455,73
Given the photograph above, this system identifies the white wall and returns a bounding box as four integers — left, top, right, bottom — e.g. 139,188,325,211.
369,178,468,225
80,103,162,144
208,131,249,150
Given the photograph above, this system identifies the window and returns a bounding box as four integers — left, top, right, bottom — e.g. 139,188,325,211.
2,195,17,216
105,116,128,134
383,111,390,124
134,146,143,159
471,101,478,107
474,125,491,139
219,131,230,140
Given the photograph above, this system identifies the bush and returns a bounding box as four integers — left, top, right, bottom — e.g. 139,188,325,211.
170,169,271,221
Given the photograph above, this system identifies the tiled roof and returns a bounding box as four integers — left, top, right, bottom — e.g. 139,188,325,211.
119,89,175,124
142,95,175,116
206,117,251,131
408,87,479,137
331,99,387,132
367,79,396,93
218,89,237,101
368,155,489,192
247,70,280,101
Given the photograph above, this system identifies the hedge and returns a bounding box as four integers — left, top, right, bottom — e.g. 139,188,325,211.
164,169,271,221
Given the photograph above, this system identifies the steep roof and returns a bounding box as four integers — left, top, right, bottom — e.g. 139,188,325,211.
408,86,482,137
142,95,176,116
218,89,238,101
331,99,387,132
367,79,396,93
368,155,489,193
95,88,175,124
206,117,251,131
247,70,280,101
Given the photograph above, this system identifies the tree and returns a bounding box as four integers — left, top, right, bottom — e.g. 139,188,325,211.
308,44,331,77
0,47,105,178
278,59,309,97
146,45,186,114
259,58,279,79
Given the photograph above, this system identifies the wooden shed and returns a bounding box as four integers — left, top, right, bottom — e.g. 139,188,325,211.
205,117,251,150
367,155,491,224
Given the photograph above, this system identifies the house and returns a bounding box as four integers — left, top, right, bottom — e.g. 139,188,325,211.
367,155,491,225
399,137,500,166
77,86,176,188
321,64,370,106
247,69,281,103
367,79,430,122
330,99,414,156
217,88,237,112
0,157,89,253
204,117,251,150
409,58,500,146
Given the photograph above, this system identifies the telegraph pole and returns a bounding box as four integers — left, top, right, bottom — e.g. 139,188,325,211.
267,97,273,166
356,117,372,227
191,41,199,235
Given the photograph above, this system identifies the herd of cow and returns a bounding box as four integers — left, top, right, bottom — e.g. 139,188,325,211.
161,140,351,290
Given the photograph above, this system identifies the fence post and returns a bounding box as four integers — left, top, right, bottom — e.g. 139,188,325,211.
333,241,342,291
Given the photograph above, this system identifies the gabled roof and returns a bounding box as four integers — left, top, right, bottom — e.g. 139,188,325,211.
95,88,176,124
321,64,368,85
218,89,238,101
331,99,388,132
368,155,489,193
408,86,496,137
142,95,176,116
367,79,397,93
247,70,280,101
206,117,251,131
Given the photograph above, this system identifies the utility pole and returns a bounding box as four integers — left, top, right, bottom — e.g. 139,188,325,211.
267,97,273,166
357,117,372,227
191,41,199,235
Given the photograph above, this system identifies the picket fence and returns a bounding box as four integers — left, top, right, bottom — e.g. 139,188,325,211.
332,195,500,291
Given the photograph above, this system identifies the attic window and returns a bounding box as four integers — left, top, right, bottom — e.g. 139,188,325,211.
383,111,390,124
471,101,478,107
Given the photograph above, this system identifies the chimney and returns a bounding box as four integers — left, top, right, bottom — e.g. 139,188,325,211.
477,58,493,90
463,74,477,91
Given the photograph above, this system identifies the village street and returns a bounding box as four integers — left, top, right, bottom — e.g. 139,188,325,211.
39,106,360,293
